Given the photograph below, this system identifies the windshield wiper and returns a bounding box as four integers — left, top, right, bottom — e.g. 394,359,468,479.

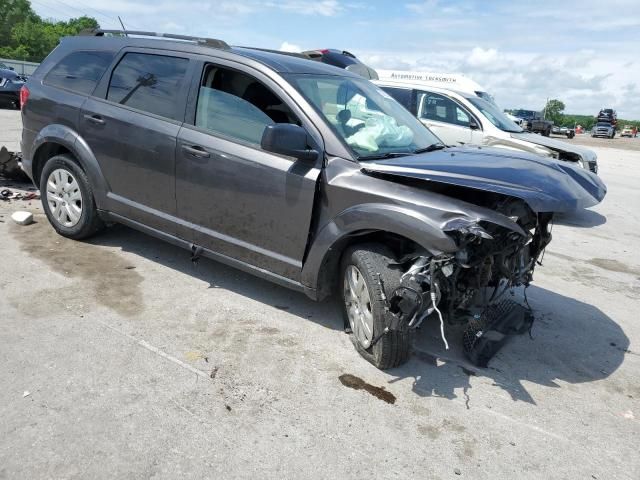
358,152,412,160
412,143,446,154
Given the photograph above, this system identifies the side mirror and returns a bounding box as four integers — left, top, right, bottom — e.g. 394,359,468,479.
261,124,318,162
469,118,480,130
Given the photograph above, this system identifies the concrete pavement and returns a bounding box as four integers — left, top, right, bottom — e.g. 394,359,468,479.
1,109,638,479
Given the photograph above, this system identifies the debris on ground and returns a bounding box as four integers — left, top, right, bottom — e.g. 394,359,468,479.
23,391,31,398
0,146,29,181
11,211,33,225
0,188,40,201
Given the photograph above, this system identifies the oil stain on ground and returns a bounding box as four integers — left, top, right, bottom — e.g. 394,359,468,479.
587,258,640,276
338,374,396,404
10,220,144,316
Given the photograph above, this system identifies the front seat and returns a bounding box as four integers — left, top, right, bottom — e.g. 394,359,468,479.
242,82,290,123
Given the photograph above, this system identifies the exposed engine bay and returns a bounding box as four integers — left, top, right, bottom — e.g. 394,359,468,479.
381,198,552,366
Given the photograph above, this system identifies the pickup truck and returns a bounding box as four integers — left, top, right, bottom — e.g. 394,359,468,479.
592,122,616,138
512,110,554,136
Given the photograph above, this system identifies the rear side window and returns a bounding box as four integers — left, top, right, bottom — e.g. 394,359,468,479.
44,51,114,95
107,53,188,120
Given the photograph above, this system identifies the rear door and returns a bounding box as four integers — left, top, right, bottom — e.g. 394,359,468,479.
175,60,323,281
81,50,192,233
416,90,473,146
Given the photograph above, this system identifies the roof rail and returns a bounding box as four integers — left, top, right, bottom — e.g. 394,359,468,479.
237,47,308,59
79,29,229,49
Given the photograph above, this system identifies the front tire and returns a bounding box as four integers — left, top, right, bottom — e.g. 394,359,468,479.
340,244,412,369
40,154,105,240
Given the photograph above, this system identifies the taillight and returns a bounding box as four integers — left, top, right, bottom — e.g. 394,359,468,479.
19,85,29,110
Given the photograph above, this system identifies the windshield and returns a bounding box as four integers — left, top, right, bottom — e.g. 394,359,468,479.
475,90,497,107
596,122,611,127
467,96,523,133
288,74,442,159
512,110,537,120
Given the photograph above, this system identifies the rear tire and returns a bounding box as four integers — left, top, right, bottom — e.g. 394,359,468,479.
40,154,105,240
340,244,412,369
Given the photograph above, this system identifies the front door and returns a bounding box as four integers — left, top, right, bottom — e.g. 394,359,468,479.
417,91,473,146
175,62,322,281
81,51,190,233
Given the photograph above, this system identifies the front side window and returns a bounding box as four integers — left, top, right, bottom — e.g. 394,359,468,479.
107,53,188,120
289,74,442,159
418,91,471,127
44,51,114,95
194,65,298,145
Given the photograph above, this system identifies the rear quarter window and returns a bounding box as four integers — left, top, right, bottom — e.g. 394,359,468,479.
44,51,114,95
106,53,188,120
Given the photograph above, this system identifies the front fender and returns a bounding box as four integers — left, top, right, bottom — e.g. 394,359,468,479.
301,202,459,297
31,124,110,208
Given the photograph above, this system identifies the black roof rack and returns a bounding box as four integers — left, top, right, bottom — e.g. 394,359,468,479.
79,29,229,49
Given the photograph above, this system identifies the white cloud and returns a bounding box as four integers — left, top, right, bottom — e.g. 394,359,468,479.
266,0,343,16
279,41,302,53
466,47,499,68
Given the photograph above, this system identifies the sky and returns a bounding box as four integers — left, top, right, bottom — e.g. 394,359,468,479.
31,0,640,118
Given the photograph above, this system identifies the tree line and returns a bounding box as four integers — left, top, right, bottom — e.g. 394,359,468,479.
507,99,639,130
0,0,99,63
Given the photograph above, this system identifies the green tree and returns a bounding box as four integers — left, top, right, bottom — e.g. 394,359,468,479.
0,0,98,62
543,99,565,125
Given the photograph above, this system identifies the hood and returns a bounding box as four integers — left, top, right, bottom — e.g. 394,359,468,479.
361,146,607,213
510,132,597,162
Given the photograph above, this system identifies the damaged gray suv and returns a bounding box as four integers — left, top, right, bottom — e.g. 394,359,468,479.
20,30,606,369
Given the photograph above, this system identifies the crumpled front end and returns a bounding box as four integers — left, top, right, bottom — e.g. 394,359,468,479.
384,197,551,366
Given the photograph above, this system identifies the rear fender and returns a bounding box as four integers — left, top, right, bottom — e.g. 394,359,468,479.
31,124,109,207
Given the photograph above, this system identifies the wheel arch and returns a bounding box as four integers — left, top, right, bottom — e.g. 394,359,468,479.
301,203,458,300
31,124,110,207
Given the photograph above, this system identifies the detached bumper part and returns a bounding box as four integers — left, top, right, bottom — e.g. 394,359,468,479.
462,299,534,367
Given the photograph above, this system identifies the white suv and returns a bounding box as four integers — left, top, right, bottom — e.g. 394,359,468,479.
375,80,599,174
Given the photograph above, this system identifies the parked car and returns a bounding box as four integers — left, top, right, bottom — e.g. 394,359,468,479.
551,125,575,139
592,122,616,138
620,125,634,137
20,30,606,369
511,109,554,136
301,48,378,80
0,68,24,109
596,108,617,127
375,80,599,173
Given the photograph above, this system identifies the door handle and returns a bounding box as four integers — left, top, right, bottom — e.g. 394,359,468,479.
182,145,210,158
83,114,105,125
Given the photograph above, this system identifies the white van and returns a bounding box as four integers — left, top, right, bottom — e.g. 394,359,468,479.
374,79,599,174
376,70,497,106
